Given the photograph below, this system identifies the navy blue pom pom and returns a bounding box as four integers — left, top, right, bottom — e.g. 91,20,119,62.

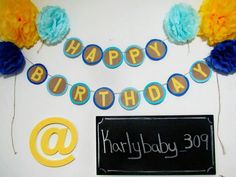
0,42,25,75
206,40,236,75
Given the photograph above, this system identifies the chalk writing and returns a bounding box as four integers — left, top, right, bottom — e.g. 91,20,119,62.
101,129,209,160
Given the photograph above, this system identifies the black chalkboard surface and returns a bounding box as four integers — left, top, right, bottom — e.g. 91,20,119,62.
96,115,215,175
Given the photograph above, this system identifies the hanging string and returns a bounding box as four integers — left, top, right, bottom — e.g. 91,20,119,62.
11,73,17,155
37,41,44,54
187,41,190,55
216,73,226,155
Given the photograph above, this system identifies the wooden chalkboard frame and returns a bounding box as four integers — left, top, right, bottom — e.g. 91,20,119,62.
96,115,215,175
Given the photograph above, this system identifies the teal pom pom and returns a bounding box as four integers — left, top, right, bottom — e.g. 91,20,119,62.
164,3,199,45
37,6,70,45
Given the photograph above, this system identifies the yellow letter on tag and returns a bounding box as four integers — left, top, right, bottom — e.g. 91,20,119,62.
86,48,97,62
31,67,44,82
74,86,86,101
109,50,119,65
124,91,136,106
148,85,161,101
53,78,62,92
148,42,161,57
99,91,109,107
66,40,81,55
193,64,207,78
171,78,185,93
129,49,140,64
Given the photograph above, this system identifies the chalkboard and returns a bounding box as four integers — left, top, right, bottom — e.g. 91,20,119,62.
96,115,215,175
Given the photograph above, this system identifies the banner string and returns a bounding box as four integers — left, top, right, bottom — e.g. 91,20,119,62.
216,73,226,154
11,73,17,155
24,57,190,95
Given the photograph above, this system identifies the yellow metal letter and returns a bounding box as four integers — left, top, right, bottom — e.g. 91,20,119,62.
53,78,62,92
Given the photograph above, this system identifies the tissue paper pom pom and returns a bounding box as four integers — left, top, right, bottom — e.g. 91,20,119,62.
164,3,199,44
37,6,70,45
0,0,39,49
206,40,236,75
0,42,25,75
198,0,236,46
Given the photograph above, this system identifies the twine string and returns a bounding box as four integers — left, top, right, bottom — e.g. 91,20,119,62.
11,73,17,154
216,73,226,155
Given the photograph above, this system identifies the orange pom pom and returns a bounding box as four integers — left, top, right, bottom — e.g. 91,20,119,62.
0,0,39,49
198,0,236,46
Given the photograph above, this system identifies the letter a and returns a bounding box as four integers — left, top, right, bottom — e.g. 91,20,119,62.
171,78,185,93
86,48,97,62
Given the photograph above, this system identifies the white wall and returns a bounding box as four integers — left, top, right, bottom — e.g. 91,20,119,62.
0,0,236,176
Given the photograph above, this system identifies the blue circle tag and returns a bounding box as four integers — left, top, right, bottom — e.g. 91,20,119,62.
70,83,90,105
82,44,103,65
64,38,84,58
145,39,167,61
47,75,68,96
93,87,115,110
143,82,166,105
27,63,48,85
167,74,189,96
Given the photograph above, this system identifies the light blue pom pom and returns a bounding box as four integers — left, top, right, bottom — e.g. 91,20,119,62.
37,6,70,45
164,3,199,45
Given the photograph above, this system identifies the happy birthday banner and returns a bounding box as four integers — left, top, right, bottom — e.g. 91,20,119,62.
26,38,212,110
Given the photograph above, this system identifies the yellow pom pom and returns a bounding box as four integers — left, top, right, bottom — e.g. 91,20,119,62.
0,0,39,49
198,0,236,46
